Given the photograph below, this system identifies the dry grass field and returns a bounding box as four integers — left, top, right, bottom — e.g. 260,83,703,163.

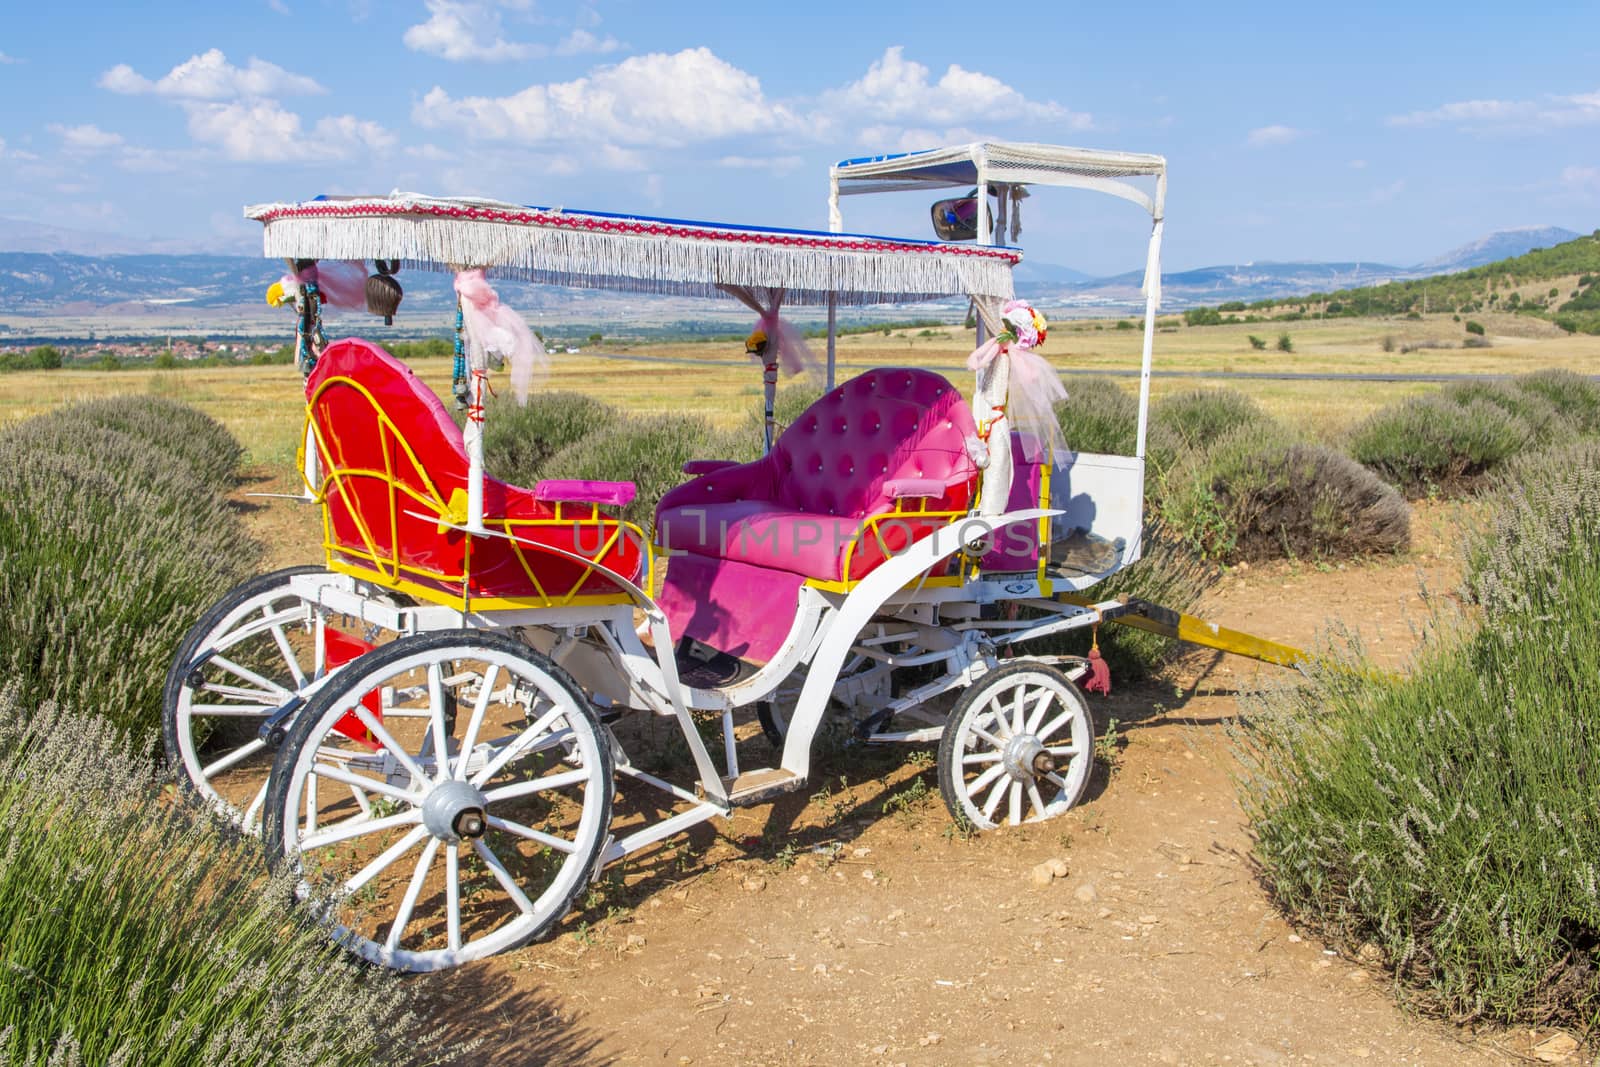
3,310,1596,471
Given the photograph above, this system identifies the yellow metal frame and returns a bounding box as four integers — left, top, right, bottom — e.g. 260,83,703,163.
301,374,651,613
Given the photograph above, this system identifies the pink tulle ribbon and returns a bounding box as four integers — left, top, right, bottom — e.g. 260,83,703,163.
754,309,820,379
454,269,545,403
283,260,367,311
967,329,1067,465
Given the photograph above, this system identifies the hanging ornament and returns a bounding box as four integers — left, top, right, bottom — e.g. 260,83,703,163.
366,259,403,324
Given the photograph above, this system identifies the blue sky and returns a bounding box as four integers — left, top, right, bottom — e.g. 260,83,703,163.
1,1,1597,274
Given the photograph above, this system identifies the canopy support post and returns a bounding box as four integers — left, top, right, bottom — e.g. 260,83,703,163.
464,370,488,535
1134,218,1164,462
826,294,837,390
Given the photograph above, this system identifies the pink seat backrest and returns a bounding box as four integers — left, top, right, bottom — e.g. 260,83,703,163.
771,368,978,519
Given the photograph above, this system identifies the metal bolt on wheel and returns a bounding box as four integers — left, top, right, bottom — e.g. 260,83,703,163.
937,661,1094,830
264,630,612,972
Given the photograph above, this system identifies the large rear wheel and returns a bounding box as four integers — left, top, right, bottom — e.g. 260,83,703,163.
264,630,613,972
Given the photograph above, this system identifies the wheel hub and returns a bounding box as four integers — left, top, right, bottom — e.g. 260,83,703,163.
1001,733,1049,783
421,779,490,842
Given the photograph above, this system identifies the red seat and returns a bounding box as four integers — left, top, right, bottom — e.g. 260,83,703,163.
656,368,980,584
305,338,644,608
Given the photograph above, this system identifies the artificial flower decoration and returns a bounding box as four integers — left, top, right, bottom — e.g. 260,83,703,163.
998,299,1047,349
745,328,769,354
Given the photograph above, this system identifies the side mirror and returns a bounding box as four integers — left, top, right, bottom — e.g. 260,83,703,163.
930,197,978,242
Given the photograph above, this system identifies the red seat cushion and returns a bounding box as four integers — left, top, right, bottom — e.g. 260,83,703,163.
306,338,643,603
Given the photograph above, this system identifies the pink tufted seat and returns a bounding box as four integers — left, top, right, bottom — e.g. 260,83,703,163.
656,368,980,583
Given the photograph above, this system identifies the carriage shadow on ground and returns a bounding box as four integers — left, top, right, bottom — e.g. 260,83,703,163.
417,966,608,1065
554,669,1236,938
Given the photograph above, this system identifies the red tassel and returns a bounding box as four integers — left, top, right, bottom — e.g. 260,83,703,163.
1083,627,1112,695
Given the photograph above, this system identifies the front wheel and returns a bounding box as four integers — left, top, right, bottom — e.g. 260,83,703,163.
937,661,1094,830
264,630,613,972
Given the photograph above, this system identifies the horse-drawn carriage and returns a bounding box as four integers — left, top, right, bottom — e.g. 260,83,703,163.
162,144,1292,972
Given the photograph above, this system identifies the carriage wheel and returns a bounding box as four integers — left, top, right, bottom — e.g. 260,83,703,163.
937,661,1093,830
162,565,329,833
264,631,612,972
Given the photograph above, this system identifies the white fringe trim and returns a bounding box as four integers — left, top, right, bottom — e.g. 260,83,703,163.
252,208,1015,307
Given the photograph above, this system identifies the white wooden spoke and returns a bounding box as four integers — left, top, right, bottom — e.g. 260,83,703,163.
1009,684,1027,735
1044,771,1068,791
311,761,422,806
386,837,442,954
485,815,578,854
301,808,422,853
201,738,266,780
1008,780,1023,826
980,772,1010,821
426,662,450,784
1024,688,1055,735
266,610,308,689
965,762,1007,800
305,773,318,834
1046,745,1080,758
961,750,1002,766
472,703,565,786
208,655,292,700
349,784,373,818
243,781,269,830
970,723,1007,750
445,846,462,952
351,705,431,786
345,825,429,895
1027,781,1049,822
1036,708,1075,742
482,769,588,804
983,698,1011,738
471,838,538,917
194,686,279,706
455,663,498,781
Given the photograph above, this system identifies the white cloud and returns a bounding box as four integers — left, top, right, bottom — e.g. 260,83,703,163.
185,100,393,162
1388,90,1600,131
404,0,531,61
856,124,987,153
1559,165,1600,195
50,123,125,151
1349,158,1368,169
99,49,323,99
817,47,1086,131
554,28,623,56
414,47,795,149
0,137,6,157
717,154,804,175
1370,179,1406,204
267,0,291,12
0,51,20,65
1247,124,1303,146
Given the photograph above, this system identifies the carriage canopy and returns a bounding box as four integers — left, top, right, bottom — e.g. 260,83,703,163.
245,193,1019,306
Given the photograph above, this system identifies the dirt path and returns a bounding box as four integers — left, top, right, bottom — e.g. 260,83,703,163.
395,502,1569,1066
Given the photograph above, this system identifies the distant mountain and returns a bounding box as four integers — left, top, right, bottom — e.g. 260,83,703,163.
1020,260,1414,311
1011,260,1095,287
1419,226,1582,273
0,216,253,257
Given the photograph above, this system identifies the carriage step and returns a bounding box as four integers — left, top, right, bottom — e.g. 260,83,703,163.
722,767,804,806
